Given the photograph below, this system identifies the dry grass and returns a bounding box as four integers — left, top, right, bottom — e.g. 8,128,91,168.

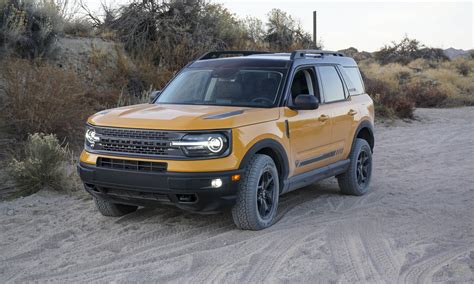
360,56,474,118
0,59,89,139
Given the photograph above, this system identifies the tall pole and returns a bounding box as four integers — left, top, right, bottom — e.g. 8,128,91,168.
313,11,317,48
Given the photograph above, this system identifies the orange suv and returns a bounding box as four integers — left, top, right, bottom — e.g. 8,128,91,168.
78,50,375,230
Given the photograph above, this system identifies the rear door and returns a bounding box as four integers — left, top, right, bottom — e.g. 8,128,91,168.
316,65,356,163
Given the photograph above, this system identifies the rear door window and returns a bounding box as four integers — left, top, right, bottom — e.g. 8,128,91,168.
318,66,346,103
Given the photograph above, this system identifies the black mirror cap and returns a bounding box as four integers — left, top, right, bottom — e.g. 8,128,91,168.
149,90,162,103
291,94,319,110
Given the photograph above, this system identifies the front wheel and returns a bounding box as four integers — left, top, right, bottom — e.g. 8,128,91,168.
337,138,373,196
94,197,138,217
232,154,279,230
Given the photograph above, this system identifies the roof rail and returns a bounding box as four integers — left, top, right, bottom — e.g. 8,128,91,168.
290,50,345,60
198,50,271,60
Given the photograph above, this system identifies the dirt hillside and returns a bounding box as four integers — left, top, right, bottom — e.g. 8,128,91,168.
0,107,473,282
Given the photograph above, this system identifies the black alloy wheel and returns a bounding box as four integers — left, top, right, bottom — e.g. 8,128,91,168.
257,170,276,219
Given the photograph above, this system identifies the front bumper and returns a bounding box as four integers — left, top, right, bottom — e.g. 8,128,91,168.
77,162,242,213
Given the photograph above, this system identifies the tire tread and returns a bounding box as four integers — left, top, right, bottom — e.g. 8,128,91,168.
94,198,138,217
337,138,372,196
232,154,279,230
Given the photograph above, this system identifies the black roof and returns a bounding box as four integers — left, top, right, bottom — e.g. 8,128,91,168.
189,50,358,68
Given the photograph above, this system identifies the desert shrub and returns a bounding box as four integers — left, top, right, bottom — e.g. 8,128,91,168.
265,8,313,51
375,36,448,65
7,133,68,196
423,60,474,106
103,0,250,70
94,0,316,73
241,16,266,50
117,86,154,107
359,56,474,117
456,61,471,76
0,58,88,139
404,81,447,107
63,19,92,37
338,47,372,62
0,0,63,58
362,74,415,119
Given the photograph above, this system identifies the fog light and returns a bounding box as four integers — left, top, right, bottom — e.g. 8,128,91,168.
211,178,223,188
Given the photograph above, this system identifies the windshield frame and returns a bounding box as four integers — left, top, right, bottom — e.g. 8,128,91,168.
154,66,290,109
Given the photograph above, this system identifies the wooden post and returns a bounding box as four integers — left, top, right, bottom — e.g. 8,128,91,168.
313,11,317,48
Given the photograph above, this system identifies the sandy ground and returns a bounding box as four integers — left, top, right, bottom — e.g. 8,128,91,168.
0,107,473,283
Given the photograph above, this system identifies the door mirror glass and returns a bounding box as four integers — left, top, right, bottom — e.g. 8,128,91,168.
150,90,161,103
291,94,319,110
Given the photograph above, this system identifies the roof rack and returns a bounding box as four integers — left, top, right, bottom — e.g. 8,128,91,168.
198,50,271,60
290,50,345,60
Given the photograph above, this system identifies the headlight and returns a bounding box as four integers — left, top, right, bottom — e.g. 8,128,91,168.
171,133,229,157
85,126,100,148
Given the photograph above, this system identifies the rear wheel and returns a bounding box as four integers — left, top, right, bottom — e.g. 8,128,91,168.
232,154,279,230
94,197,138,217
337,138,372,196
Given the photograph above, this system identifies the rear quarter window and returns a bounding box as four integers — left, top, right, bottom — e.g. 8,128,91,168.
342,67,365,95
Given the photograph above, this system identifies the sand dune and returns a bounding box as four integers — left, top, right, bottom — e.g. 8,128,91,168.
1,107,473,282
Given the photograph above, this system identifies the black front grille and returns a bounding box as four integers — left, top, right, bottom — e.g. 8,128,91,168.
97,157,167,173
102,187,171,202
94,187,171,202
96,127,175,140
94,127,186,158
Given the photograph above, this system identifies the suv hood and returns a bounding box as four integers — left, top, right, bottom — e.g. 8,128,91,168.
88,104,280,130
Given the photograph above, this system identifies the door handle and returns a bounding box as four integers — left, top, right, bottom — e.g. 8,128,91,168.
348,109,358,116
318,114,329,122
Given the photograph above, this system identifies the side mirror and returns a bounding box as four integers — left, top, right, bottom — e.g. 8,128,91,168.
149,90,161,103
291,94,319,110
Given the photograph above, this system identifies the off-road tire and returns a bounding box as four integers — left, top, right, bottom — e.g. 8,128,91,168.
337,138,372,196
232,154,280,230
94,197,138,217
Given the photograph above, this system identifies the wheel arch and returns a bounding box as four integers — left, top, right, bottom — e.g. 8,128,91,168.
239,139,289,191
353,120,375,152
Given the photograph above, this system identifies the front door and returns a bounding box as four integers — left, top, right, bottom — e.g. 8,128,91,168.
285,67,334,176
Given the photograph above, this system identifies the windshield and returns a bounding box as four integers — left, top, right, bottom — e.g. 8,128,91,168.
155,68,284,108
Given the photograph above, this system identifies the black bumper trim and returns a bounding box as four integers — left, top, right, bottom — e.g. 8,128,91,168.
78,162,243,212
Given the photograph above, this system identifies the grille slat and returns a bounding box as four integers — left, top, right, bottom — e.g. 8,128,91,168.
93,127,186,158
97,157,167,173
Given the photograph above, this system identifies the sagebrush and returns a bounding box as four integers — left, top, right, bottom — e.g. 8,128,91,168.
0,0,63,58
7,133,69,195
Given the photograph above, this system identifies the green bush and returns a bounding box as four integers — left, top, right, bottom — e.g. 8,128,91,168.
0,0,63,58
7,133,68,196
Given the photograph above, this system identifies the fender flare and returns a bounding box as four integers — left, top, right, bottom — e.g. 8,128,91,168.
352,120,375,152
239,138,290,182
